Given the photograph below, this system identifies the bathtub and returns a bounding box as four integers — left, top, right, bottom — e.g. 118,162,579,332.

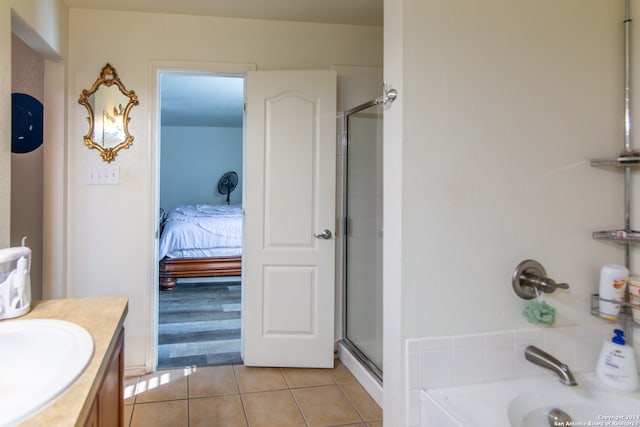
420,372,640,427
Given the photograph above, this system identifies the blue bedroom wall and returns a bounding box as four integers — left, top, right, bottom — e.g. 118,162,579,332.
160,125,243,213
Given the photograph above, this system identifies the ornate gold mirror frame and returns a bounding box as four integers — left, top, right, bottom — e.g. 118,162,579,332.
78,63,138,162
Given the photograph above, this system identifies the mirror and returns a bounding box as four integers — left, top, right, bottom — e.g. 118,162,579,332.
78,64,138,162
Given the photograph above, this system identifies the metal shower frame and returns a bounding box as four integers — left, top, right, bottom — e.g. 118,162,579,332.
340,84,397,383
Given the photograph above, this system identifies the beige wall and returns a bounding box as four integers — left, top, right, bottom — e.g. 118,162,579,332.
0,5,11,248
383,0,404,423
0,0,66,257
9,0,67,59
402,0,624,337
384,0,636,425
11,33,44,300
66,8,383,371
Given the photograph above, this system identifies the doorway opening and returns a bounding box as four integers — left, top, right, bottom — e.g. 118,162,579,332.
156,71,245,369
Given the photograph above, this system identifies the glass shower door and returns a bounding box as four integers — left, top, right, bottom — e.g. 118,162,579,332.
344,101,383,379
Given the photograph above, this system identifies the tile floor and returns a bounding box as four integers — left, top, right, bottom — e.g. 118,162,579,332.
124,360,382,427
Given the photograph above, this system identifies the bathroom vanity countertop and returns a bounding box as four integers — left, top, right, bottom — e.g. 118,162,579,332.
15,296,128,427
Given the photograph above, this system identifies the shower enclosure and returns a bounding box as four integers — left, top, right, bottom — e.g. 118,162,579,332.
342,100,384,381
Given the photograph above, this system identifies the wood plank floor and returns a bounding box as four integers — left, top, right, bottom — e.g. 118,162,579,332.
158,279,242,370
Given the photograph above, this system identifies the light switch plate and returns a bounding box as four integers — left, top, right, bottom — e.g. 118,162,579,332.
87,164,120,185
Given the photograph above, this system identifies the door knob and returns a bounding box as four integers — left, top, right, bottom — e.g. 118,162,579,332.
314,229,332,239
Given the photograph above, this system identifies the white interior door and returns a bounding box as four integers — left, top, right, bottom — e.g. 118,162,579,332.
243,70,336,367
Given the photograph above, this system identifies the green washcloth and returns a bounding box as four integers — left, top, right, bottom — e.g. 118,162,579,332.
523,300,556,325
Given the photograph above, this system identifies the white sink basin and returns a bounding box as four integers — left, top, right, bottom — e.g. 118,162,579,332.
0,319,94,426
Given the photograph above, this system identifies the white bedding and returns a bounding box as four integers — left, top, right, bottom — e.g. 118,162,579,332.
159,204,243,259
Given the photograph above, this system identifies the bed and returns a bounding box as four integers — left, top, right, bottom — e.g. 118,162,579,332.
158,204,242,290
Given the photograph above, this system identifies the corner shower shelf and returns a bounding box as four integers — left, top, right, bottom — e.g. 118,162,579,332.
591,157,640,167
590,157,639,326
588,0,638,330
592,229,640,243
590,157,640,245
590,293,640,320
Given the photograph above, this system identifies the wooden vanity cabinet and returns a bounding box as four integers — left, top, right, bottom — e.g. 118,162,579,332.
84,327,125,427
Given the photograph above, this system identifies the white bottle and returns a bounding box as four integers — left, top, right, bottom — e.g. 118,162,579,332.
598,264,629,320
596,329,639,392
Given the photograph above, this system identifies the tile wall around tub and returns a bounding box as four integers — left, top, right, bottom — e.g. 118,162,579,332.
405,324,628,427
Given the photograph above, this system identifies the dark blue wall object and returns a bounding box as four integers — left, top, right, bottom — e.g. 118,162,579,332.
12,93,43,154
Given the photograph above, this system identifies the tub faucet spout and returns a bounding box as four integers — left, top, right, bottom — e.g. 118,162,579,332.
524,346,577,386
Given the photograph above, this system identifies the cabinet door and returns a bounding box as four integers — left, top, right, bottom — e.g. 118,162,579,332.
84,399,98,427
99,328,124,426
82,327,124,427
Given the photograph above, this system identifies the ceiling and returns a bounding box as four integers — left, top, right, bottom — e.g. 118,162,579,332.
160,74,244,128
63,0,383,127
62,0,383,26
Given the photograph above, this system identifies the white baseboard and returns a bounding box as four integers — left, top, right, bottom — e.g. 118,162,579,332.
124,365,148,378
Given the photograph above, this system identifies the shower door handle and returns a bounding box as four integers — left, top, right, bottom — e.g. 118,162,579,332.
314,229,333,240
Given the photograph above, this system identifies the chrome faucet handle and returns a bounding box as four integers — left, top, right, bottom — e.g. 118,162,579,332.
512,260,570,300
520,273,570,294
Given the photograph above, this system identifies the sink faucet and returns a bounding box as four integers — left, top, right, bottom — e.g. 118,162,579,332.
524,346,577,386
